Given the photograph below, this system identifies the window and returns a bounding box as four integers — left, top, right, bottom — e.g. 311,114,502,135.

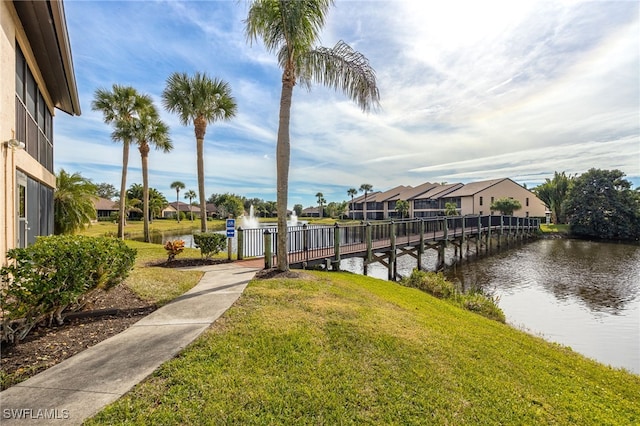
15,43,54,173
491,197,495,203
479,196,483,206
526,197,529,207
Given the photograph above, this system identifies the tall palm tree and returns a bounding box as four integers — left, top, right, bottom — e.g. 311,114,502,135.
245,0,380,271
170,181,185,222
92,85,152,239
162,72,237,233
116,103,172,242
54,169,98,235
347,188,357,220
315,192,324,218
184,189,197,221
359,183,373,220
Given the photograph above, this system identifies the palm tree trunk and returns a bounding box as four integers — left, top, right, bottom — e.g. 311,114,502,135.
276,74,294,271
140,144,150,242
176,190,180,223
196,137,207,233
118,142,130,239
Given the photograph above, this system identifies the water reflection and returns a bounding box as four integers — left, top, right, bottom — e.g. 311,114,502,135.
446,239,640,314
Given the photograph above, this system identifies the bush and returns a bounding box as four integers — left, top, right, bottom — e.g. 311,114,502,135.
400,269,505,322
164,240,185,262
193,233,227,259
0,235,137,344
401,269,457,298
460,291,505,323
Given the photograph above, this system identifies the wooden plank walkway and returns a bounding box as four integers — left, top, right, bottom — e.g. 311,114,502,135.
238,215,540,274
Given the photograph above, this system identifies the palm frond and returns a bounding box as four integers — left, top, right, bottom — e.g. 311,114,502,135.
300,40,380,112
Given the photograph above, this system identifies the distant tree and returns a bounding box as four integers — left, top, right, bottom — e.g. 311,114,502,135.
360,184,373,220
245,0,380,271
148,188,168,221
445,202,458,216
347,188,358,220
113,196,142,225
293,204,303,217
564,169,640,240
96,182,118,200
215,193,244,218
395,200,410,218
162,72,237,233
490,198,522,216
92,85,152,239
315,192,325,218
533,171,574,223
325,201,347,219
126,184,167,222
118,100,172,242
170,181,186,222
265,201,277,218
184,189,197,221
54,169,97,234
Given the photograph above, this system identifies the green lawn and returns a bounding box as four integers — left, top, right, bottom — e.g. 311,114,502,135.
87,271,639,425
81,218,226,238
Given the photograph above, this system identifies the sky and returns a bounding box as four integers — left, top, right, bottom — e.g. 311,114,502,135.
54,0,640,209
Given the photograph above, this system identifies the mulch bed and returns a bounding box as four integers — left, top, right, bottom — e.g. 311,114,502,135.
0,284,156,390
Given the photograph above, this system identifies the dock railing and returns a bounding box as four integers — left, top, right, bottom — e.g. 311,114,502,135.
237,215,540,267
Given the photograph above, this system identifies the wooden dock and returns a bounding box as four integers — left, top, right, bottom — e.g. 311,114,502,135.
237,215,540,280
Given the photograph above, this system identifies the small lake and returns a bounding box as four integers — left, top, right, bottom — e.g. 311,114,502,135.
344,238,640,374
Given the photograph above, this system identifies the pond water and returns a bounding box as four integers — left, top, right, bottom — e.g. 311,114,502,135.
343,239,640,374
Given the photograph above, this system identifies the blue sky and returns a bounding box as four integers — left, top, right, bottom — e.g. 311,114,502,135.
55,0,640,209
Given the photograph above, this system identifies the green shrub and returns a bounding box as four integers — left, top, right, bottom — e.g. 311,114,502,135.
401,269,457,298
401,269,505,322
460,291,506,323
0,235,136,343
193,233,227,259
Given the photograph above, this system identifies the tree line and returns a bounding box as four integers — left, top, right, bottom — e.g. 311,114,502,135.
532,169,639,241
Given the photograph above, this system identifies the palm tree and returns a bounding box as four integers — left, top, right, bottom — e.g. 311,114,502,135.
347,188,357,220
184,189,197,221
162,72,237,233
315,192,324,218
116,103,172,242
395,199,409,219
170,181,185,222
359,183,373,220
54,169,98,235
245,0,380,271
92,85,152,239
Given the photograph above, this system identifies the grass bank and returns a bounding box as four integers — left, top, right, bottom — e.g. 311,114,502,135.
88,271,639,424
540,223,570,234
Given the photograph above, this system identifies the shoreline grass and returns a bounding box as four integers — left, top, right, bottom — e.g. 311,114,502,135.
87,271,640,425
540,223,570,234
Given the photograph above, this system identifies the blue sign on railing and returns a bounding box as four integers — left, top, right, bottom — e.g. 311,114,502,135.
226,219,235,238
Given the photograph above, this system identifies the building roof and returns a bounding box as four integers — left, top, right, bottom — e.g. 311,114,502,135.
351,191,381,203
13,0,81,115
168,201,201,213
93,197,117,211
446,178,510,197
367,185,412,203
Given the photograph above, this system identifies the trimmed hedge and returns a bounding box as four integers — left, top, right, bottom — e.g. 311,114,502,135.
0,235,136,344
193,233,227,259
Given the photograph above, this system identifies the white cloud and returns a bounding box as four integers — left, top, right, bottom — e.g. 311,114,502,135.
54,0,640,209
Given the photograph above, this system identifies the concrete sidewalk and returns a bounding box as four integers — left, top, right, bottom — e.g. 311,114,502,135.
0,262,260,425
